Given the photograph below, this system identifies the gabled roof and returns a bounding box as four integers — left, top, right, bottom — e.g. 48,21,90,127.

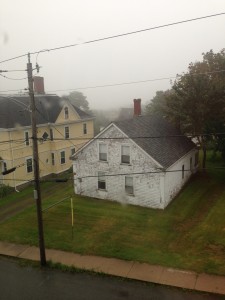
114,115,196,169
0,94,93,129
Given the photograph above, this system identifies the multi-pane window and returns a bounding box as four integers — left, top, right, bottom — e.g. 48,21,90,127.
125,176,134,195
98,172,106,190
64,107,69,119
25,131,29,146
71,148,75,156
51,153,55,165
182,164,184,179
50,128,53,141
121,145,130,164
65,126,69,139
99,143,107,161
83,123,87,135
60,151,66,164
26,158,33,173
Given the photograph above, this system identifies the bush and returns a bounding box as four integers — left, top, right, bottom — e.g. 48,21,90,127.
0,184,14,198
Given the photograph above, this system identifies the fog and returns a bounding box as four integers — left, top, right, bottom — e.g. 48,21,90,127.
0,0,225,110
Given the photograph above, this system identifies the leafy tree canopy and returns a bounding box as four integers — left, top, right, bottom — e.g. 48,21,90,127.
62,91,90,113
146,49,225,167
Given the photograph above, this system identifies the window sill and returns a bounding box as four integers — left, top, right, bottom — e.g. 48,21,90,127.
120,163,132,166
98,189,107,192
99,160,108,163
126,193,135,197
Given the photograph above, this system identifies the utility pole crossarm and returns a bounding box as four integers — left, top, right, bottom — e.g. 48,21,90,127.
27,53,46,266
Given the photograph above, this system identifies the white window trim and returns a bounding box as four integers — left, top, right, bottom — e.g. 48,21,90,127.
51,152,55,166
64,126,70,139
3,161,7,172
83,123,87,135
121,144,131,165
97,171,107,191
26,157,33,173
64,107,69,119
71,147,75,156
60,150,66,165
98,142,108,162
24,131,29,146
125,176,134,195
50,128,54,141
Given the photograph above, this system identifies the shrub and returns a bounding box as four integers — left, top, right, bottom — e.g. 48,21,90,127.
0,184,14,198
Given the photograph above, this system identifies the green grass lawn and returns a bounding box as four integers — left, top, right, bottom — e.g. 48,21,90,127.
0,152,225,275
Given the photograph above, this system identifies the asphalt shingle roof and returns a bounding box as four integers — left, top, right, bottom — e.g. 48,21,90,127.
114,115,196,169
0,95,92,129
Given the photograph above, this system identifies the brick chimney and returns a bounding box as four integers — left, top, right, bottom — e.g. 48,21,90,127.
33,76,45,94
133,98,141,117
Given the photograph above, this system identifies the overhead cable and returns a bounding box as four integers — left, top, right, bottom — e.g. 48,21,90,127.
0,12,224,64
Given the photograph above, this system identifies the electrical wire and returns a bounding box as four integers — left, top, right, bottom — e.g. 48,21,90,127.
0,69,27,73
0,88,27,93
0,73,27,81
35,69,225,93
0,131,225,146
1,68,225,95
2,166,225,182
1,12,225,65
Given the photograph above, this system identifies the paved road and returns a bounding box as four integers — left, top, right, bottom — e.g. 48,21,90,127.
0,257,224,300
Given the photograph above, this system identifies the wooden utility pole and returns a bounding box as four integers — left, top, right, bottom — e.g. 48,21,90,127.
27,53,46,266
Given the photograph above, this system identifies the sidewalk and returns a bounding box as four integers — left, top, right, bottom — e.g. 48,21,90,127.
0,241,225,296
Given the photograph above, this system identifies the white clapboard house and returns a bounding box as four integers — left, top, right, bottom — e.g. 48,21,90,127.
72,99,198,209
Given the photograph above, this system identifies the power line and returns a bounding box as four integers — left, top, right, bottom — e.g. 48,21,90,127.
2,166,225,182
1,68,225,94
28,13,225,55
0,69,27,73
0,73,27,81
1,12,225,65
0,131,225,146
37,132,225,141
40,69,225,93
0,88,27,93
0,53,28,65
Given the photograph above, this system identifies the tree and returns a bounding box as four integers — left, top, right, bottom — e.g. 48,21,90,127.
146,49,225,168
145,90,173,115
62,91,90,113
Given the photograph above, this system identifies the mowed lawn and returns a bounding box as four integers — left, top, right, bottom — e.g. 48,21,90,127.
0,153,225,275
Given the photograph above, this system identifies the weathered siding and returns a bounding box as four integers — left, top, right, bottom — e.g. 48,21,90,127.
164,149,198,207
73,125,165,208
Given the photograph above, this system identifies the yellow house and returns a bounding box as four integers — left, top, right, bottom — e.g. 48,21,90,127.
0,94,94,188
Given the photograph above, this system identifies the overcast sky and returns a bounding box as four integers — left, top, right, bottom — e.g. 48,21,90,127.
0,0,225,110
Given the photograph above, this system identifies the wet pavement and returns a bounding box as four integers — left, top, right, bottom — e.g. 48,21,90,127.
0,241,225,296
0,257,224,300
